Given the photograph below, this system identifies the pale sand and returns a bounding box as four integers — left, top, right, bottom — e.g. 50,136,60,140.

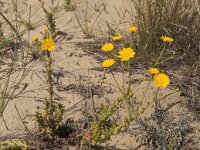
0,0,197,149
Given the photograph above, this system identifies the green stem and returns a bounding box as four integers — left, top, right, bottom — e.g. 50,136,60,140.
155,56,174,65
130,33,134,48
121,89,175,129
45,51,54,115
121,61,125,89
154,44,166,66
154,88,160,108
110,70,124,95
127,60,132,94
139,81,151,108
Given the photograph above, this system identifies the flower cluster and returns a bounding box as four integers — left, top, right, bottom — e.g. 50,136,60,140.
100,26,171,88
32,34,55,52
100,26,138,68
100,44,136,67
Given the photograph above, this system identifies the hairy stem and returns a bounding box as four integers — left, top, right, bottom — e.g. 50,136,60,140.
45,52,54,115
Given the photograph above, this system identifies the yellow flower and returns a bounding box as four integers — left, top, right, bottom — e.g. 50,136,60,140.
118,47,136,61
112,35,122,41
101,43,114,52
128,26,137,33
102,58,116,68
32,35,38,42
41,39,55,52
154,73,170,88
149,68,160,75
160,36,174,43
128,89,133,97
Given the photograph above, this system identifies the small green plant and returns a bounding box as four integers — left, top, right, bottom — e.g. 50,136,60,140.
133,108,189,150
20,19,35,31
88,97,128,145
36,98,64,137
0,21,12,50
64,0,76,12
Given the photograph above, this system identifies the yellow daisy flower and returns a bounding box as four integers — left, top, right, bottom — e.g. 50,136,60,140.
118,47,136,61
41,39,55,52
154,73,170,88
102,58,116,68
160,36,174,43
101,43,114,52
149,68,160,75
112,35,122,41
128,26,137,33
32,35,38,42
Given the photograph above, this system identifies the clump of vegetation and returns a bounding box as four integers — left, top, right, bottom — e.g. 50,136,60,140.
0,140,27,150
126,0,200,120
129,0,200,65
82,27,177,147
132,107,190,149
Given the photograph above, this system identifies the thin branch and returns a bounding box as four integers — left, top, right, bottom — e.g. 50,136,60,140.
2,114,9,130
14,104,33,136
0,12,21,40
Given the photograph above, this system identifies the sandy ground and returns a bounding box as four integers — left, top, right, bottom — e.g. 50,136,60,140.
0,0,199,149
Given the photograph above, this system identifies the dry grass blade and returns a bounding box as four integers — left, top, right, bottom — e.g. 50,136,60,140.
129,0,200,65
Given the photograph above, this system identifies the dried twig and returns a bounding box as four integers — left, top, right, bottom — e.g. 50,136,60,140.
0,12,21,40
2,114,9,130
14,104,33,136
